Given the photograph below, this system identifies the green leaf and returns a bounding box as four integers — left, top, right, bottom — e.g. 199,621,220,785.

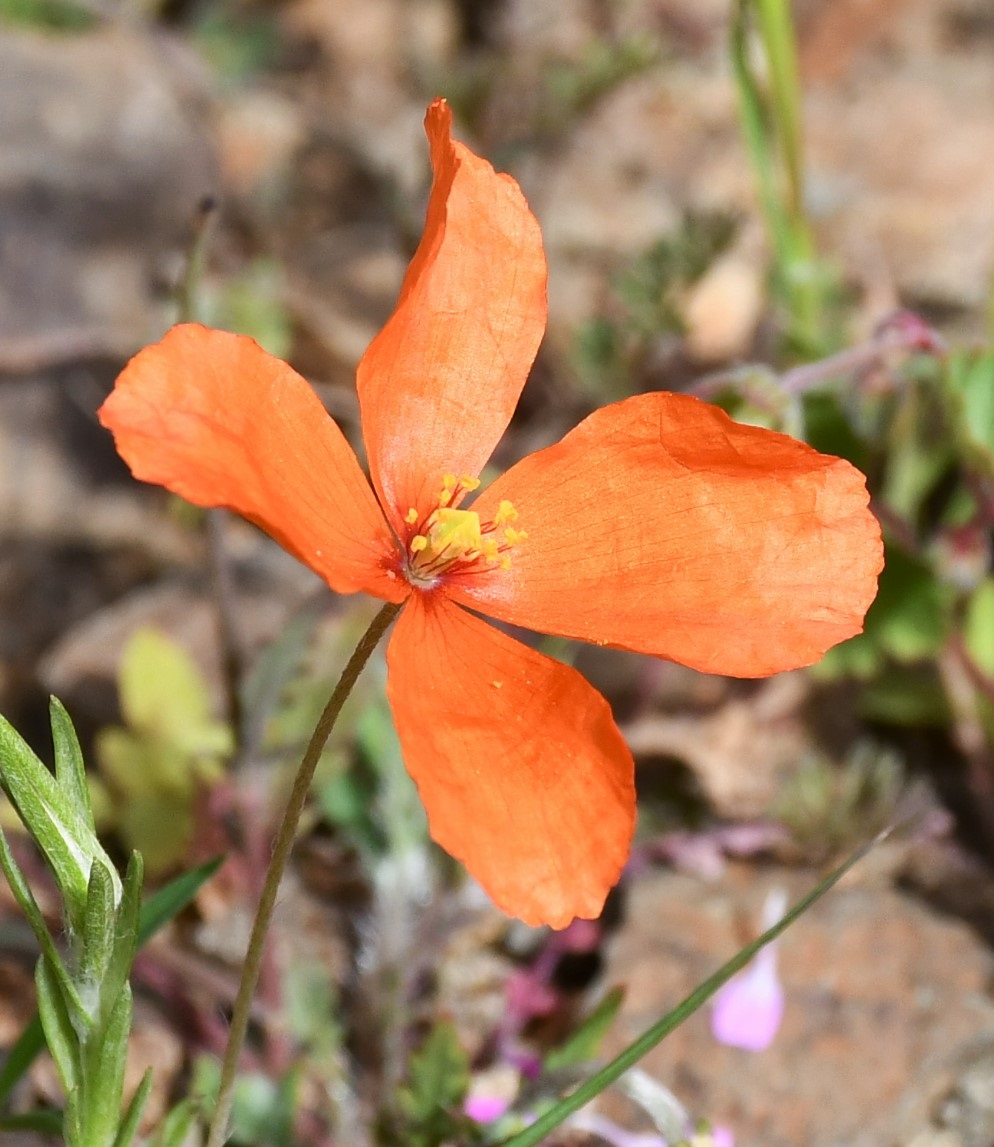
0,828,87,1030
35,957,81,1097
0,1108,64,1134
138,856,224,943
396,1021,471,1145
0,711,119,929
880,382,954,522
104,853,144,1013
872,547,953,661
545,987,625,1072
0,857,223,1111
79,859,118,1007
77,985,132,1146
0,1016,44,1109
0,0,94,30
857,667,951,726
501,833,885,1147
146,1099,199,1147
815,546,954,684
117,788,196,873
117,628,233,759
50,697,93,828
945,349,994,478
205,259,293,361
111,1067,153,1147
964,578,994,677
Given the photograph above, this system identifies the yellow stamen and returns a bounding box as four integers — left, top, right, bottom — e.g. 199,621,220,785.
438,473,481,508
494,500,518,526
404,483,524,584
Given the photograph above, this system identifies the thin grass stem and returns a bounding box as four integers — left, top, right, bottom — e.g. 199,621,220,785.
205,600,401,1147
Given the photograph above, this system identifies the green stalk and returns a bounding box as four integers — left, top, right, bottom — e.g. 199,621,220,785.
754,0,805,220
731,0,828,355
205,601,401,1147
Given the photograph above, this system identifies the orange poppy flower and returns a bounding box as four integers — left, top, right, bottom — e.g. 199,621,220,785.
98,99,882,928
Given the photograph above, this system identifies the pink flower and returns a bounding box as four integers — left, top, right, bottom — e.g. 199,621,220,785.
711,889,786,1051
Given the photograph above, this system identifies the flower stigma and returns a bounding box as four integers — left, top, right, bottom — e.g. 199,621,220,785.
404,474,526,588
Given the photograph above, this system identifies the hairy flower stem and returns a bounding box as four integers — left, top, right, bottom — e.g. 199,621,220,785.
206,600,402,1147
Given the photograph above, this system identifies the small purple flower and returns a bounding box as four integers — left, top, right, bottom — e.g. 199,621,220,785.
711,888,786,1052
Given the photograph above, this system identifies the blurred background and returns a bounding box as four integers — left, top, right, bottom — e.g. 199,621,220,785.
1,1,994,1144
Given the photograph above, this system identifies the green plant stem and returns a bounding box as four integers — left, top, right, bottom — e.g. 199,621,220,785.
205,601,401,1147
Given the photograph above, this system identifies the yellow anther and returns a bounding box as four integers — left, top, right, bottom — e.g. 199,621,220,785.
494,500,518,526
437,473,480,509
405,482,524,583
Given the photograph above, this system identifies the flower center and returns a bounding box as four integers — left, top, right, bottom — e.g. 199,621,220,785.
404,474,526,588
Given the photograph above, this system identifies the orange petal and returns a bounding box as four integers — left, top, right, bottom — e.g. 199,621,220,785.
356,99,548,531
387,594,635,928
99,324,405,602
456,392,883,676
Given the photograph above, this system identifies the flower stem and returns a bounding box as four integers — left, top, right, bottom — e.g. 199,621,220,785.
205,600,402,1147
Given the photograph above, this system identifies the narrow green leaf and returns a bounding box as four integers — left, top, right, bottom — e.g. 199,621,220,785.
753,0,804,216
0,1016,45,1108
112,1067,153,1147
501,834,885,1147
79,985,132,1146
36,957,80,1096
397,1021,470,1133
50,697,93,828
0,1108,64,1134
0,829,87,1030
0,856,223,1112
0,826,54,958
65,1089,83,1146
147,1099,199,1147
104,852,144,1012
964,578,994,677
544,987,626,1072
80,859,117,994
0,714,93,923
138,855,223,944
730,0,787,262
946,349,994,478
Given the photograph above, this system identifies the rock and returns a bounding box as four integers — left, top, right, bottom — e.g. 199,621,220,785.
600,868,994,1146
0,27,216,373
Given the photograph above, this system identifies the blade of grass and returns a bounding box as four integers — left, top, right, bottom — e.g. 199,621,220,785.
0,855,224,1110
134,855,224,945
500,833,886,1147
730,0,790,265
754,0,805,219
0,1108,65,1134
